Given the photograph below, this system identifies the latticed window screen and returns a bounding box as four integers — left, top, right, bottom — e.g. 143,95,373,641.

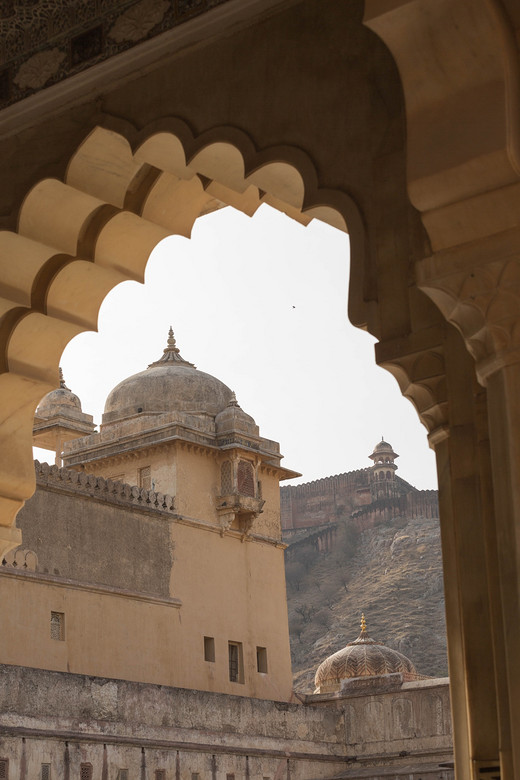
155,771,166,780
0,759,8,779
237,460,255,497
50,611,64,641
41,764,51,780
138,466,152,490
220,461,232,494
117,771,129,780
80,764,93,780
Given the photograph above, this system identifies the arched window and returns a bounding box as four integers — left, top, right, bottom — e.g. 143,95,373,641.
386,471,391,479
237,460,255,497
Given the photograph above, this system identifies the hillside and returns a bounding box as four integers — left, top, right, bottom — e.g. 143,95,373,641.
284,514,448,692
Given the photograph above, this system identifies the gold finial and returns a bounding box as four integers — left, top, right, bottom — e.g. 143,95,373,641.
360,613,367,633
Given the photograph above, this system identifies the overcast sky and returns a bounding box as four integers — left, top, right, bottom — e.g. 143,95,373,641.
35,204,438,490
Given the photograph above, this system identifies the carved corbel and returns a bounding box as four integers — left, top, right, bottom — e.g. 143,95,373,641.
216,494,265,538
416,234,520,384
375,326,449,445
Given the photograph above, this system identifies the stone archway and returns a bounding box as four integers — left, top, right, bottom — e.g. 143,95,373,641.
0,123,363,550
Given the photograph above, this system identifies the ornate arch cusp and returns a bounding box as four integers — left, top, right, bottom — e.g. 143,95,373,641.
0,122,360,555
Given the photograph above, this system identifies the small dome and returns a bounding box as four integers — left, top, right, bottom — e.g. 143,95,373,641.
102,328,234,424
374,439,393,452
36,370,83,417
215,393,258,437
314,615,419,693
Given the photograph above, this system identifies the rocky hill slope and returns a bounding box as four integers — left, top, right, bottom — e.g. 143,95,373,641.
284,514,448,692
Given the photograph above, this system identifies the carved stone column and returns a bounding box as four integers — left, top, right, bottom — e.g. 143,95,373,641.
377,321,501,780
417,231,520,780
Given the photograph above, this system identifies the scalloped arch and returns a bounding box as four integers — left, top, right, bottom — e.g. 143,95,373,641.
0,121,364,554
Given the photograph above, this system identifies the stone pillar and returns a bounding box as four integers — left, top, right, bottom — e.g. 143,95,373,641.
417,233,520,780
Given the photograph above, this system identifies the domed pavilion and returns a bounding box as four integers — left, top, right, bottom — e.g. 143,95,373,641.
33,369,96,465
59,327,298,534
314,615,426,694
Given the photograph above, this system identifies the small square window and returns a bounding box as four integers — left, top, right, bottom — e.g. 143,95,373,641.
256,646,268,674
228,641,244,683
50,611,65,641
41,764,51,780
155,771,166,780
191,774,200,780
118,771,129,780
204,636,215,662
80,765,92,780
0,758,8,780
226,775,235,780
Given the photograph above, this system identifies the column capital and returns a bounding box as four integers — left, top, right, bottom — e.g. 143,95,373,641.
417,228,520,383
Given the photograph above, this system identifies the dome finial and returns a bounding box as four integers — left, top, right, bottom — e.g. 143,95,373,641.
227,391,241,408
360,613,367,633
148,326,196,369
59,367,70,390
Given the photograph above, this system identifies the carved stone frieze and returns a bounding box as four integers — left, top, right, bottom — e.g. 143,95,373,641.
0,0,232,108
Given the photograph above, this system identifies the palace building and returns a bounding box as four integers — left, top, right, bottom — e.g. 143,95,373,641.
0,1,518,776
0,331,453,779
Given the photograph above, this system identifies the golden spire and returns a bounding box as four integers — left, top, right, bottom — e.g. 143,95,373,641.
360,613,367,633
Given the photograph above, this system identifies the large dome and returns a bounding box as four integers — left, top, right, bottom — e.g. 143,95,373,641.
102,328,234,424
314,616,419,693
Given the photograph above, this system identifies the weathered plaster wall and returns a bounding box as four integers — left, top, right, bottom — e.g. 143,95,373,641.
15,463,175,596
0,666,452,780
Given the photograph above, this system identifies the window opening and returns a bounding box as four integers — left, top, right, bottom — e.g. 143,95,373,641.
80,765,93,780
41,765,51,780
138,466,152,490
228,641,243,683
50,611,65,641
204,636,215,662
118,771,129,780
155,771,166,780
256,646,268,674
0,759,8,780
191,774,200,780
237,460,255,497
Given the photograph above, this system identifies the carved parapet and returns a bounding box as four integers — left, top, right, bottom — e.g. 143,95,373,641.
34,460,175,513
416,232,520,383
1,547,38,571
216,494,265,538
